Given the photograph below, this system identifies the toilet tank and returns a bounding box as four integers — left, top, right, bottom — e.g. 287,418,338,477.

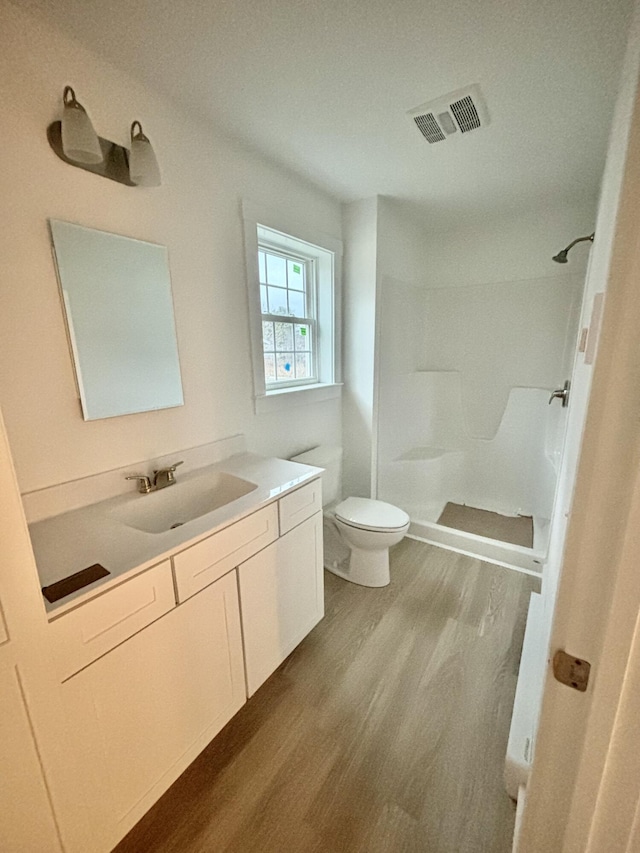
290,445,342,505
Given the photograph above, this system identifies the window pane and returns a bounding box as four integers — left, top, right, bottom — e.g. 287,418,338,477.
288,288,305,318
267,286,288,315
274,322,293,351
262,321,274,352
287,259,304,291
276,353,294,380
266,253,286,287
258,251,267,284
260,285,268,313
263,353,276,383
295,352,311,379
294,324,310,351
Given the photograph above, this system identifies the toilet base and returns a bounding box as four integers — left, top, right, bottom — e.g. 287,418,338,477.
325,545,391,588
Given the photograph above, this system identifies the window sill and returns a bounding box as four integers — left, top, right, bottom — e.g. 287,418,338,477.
254,383,343,414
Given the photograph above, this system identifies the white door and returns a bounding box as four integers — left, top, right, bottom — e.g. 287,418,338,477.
0,410,63,852
0,407,99,853
518,3,640,849
0,651,62,852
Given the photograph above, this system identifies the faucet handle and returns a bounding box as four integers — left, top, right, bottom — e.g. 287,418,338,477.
125,474,152,494
153,460,183,476
152,461,183,489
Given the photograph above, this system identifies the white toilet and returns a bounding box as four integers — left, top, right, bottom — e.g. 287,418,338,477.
290,446,410,588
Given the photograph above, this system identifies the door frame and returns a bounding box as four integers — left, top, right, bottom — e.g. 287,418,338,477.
518,1,640,848
0,408,96,852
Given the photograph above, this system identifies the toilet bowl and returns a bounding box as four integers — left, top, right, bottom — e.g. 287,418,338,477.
290,447,410,588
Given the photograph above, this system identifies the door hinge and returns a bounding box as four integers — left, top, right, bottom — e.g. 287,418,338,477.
553,650,591,692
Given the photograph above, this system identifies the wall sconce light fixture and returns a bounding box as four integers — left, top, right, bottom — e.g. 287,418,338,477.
47,86,162,187
129,121,162,187
60,86,103,165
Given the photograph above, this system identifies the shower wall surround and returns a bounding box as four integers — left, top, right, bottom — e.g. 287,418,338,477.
376,275,583,544
370,198,594,565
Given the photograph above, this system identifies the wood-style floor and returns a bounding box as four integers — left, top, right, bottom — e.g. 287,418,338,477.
115,539,539,853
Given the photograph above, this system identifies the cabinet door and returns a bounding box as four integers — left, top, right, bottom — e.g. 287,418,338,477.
239,512,324,696
60,570,246,850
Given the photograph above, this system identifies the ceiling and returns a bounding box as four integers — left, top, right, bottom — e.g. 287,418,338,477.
21,0,634,225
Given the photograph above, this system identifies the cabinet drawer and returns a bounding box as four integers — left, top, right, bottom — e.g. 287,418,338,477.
50,561,175,681
173,503,279,602
278,479,323,535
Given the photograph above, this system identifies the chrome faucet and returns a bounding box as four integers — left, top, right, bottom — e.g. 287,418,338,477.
125,461,184,494
153,461,183,490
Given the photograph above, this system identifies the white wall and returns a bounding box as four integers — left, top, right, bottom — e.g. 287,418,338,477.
421,204,595,289
341,198,378,498
341,196,433,500
0,1,342,495
376,197,431,282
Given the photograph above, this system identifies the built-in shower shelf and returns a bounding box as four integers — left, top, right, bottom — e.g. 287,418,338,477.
395,446,458,461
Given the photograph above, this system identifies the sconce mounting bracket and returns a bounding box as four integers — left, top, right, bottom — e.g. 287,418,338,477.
47,121,136,186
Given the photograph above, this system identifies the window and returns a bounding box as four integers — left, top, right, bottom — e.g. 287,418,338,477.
259,245,316,389
243,201,342,413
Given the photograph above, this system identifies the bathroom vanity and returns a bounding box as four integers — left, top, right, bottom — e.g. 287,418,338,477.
27,451,323,853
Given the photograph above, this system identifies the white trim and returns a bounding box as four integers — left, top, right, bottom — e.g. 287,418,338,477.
242,200,343,412
254,382,342,414
405,532,543,578
242,201,344,260
0,405,96,851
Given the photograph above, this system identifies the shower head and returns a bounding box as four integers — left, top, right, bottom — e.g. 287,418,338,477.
552,232,595,264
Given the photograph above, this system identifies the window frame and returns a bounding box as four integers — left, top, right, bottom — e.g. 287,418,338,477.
243,200,343,413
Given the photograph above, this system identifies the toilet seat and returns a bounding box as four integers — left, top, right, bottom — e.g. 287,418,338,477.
335,497,410,532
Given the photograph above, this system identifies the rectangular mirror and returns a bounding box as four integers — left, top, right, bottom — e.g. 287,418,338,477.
49,220,184,420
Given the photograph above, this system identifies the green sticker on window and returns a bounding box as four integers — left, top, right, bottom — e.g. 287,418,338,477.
293,264,301,274
300,327,307,335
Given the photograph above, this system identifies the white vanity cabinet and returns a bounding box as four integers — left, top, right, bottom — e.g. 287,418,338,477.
239,485,324,696
173,503,279,602
47,474,323,853
59,570,245,850
49,560,175,681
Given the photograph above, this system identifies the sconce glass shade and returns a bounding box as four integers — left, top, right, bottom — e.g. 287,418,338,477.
60,87,103,165
129,121,162,187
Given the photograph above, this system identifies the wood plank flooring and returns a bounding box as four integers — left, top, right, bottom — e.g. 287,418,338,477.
115,539,539,853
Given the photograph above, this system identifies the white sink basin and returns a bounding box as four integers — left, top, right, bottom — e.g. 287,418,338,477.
108,471,258,534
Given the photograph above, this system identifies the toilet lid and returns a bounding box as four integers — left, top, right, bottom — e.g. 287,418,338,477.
335,497,410,532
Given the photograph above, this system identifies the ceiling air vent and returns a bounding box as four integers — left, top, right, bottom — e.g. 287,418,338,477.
408,84,489,144
414,113,445,144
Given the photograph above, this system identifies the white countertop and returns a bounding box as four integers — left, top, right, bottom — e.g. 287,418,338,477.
30,453,322,618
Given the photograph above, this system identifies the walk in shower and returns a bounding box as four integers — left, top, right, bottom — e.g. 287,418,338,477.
375,269,585,572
